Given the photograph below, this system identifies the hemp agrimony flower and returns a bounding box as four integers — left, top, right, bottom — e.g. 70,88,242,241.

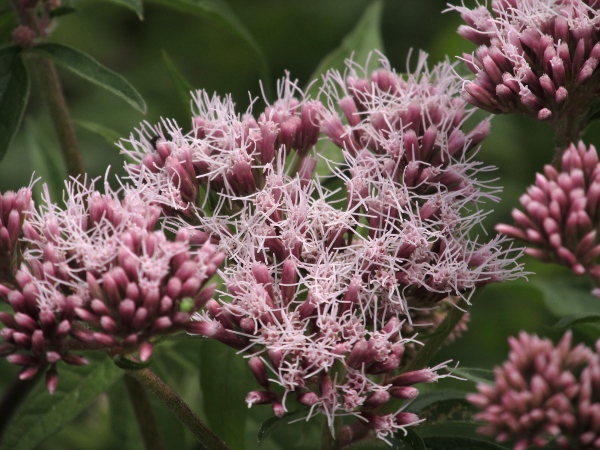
468,331,600,450
450,0,600,145
0,178,223,392
117,51,525,444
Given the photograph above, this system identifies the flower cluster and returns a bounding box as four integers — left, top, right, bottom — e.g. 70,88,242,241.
119,74,323,220
468,331,600,449
0,179,222,392
0,187,32,284
450,0,600,143
116,52,524,443
497,141,600,295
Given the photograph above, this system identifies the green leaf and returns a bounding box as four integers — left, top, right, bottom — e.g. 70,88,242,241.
107,379,144,450
26,121,67,205
550,313,600,330
417,399,478,427
406,390,468,414
388,428,426,450
423,437,508,450
60,0,143,17
257,410,309,444
146,0,270,85
161,50,194,109
49,6,78,17
31,43,146,114
0,46,30,162
0,353,124,450
307,0,384,96
448,367,494,385
532,276,600,337
112,355,152,371
74,120,121,146
199,339,251,450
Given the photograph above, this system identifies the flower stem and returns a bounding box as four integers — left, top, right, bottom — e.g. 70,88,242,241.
403,291,480,373
126,368,231,450
9,0,86,179
28,54,86,179
320,416,341,450
124,374,165,450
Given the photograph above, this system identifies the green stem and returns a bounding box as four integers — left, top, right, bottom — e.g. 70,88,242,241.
124,374,165,450
403,291,481,373
320,416,341,450
126,368,230,450
10,0,86,179
28,54,86,179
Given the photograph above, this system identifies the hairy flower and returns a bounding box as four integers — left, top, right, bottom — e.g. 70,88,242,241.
468,331,600,450
497,141,600,294
0,178,222,392
450,0,600,137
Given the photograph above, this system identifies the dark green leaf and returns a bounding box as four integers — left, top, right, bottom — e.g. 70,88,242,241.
107,379,144,450
407,390,468,414
0,352,124,450
257,410,309,444
307,0,384,96
59,0,143,17
74,120,121,146
532,276,600,337
31,43,146,114
423,436,508,450
112,355,152,371
550,313,600,330
389,428,426,450
417,399,478,427
49,6,78,17
448,367,494,385
161,50,194,109
0,46,30,162
146,0,270,85
199,339,251,449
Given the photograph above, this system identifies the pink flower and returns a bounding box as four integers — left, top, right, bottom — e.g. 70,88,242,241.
468,331,600,450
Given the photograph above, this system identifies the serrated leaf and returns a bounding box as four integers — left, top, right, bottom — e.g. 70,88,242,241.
307,0,384,96
0,45,30,162
146,0,269,85
199,339,250,450
257,410,308,444
31,43,146,114
74,120,121,146
423,436,508,450
389,428,426,450
417,399,478,427
550,313,600,330
161,50,194,109
112,355,152,371
448,368,494,386
0,352,124,450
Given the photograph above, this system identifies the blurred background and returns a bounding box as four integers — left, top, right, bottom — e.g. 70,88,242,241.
1,0,599,448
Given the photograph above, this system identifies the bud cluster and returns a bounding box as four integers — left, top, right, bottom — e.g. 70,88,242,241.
497,141,600,295
468,331,600,450
0,187,32,284
450,0,600,137
0,179,222,392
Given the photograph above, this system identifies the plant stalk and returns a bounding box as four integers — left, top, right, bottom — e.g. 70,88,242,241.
126,368,230,450
124,374,166,450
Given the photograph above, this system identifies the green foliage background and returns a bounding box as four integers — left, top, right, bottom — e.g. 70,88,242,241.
1,1,600,448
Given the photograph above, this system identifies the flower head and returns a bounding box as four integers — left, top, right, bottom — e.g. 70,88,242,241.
468,331,600,450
